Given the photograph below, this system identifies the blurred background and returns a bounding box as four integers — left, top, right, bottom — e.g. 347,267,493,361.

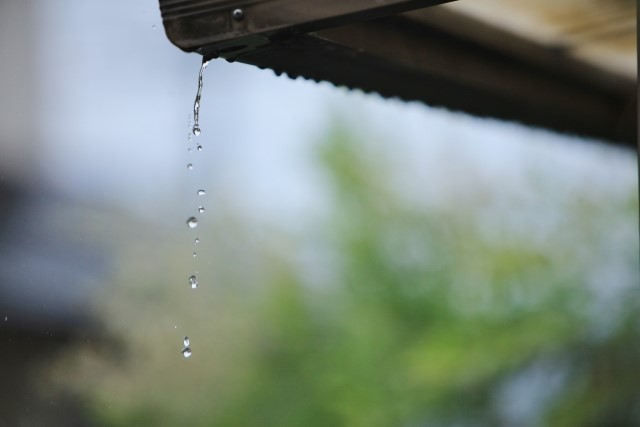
0,0,637,426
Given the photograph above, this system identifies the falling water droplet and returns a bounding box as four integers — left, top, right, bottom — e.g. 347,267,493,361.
187,217,198,229
183,336,190,346
192,57,210,136
182,347,192,358
189,275,198,289
196,144,203,151
195,238,200,244
198,206,205,213
187,163,193,170
193,252,197,258
197,189,206,196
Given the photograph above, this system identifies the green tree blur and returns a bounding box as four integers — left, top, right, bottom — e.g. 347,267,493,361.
50,119,639,427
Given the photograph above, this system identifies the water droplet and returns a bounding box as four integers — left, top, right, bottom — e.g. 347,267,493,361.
174,325,177,329
182,347,192,358
152,24,157,29
195,238,200,244
197,189,206,196
187,163,193,170
187,217,198,228
3,316,7,322
192,252,197,258
189,275,198,289
196,144,203,151
183,336,190,346
193,126,201,136
198,206,205,213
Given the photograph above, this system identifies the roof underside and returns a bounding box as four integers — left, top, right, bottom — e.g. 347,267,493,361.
160,0,637,147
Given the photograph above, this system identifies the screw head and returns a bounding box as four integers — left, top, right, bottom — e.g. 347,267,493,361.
232,8,244,21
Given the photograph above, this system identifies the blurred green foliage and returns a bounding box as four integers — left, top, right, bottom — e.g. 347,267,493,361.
50,120,639,427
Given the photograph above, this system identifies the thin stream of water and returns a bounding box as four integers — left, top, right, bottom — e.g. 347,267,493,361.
192,58,210,136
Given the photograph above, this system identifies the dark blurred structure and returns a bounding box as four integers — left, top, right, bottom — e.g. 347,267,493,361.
0,183,106,427
0,4,106,423
160,0,636,146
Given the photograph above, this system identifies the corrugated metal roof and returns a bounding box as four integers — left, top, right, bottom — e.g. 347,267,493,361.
159,0,636,145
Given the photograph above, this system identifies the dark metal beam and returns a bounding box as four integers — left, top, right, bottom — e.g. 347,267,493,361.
160,0,453,53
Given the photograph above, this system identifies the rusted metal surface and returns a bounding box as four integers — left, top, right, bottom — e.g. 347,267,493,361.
159,0,636,147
